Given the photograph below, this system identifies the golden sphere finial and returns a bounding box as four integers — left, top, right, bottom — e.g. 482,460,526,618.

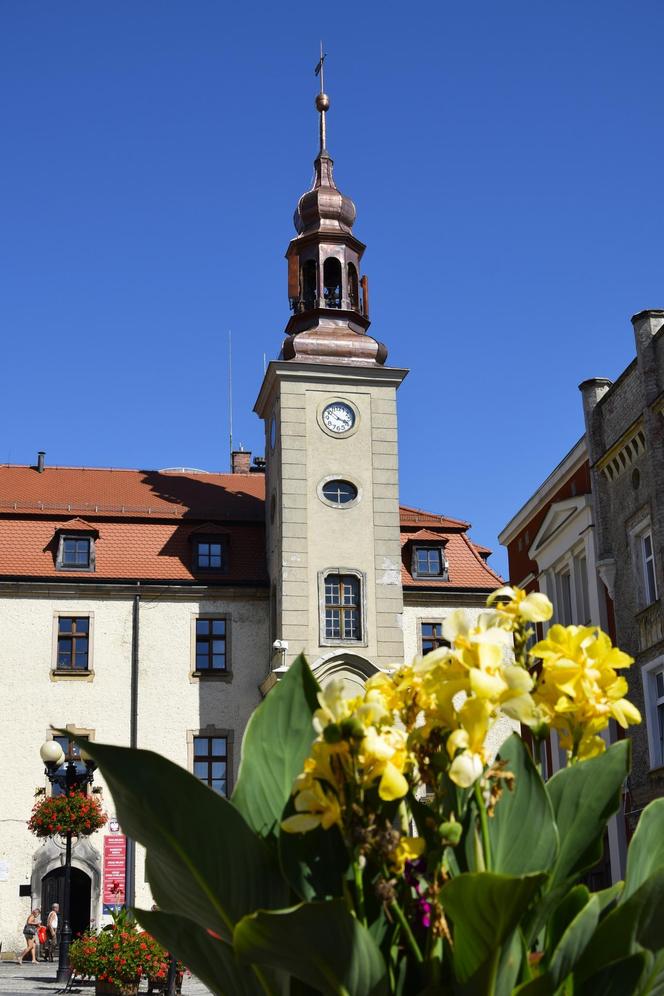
315,92,330,113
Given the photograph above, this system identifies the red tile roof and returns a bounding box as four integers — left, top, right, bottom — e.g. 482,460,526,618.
0,466,265,520
0,466,266,583
0,465,500,590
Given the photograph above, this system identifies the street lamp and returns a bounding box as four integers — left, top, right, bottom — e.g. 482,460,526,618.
40,740,97,984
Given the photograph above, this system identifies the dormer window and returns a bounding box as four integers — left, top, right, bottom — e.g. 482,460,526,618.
412,545,448,579
55,522,98,572
63,538,91,568
194,539,225,572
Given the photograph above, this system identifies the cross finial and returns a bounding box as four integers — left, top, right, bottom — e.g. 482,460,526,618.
314,43,330,153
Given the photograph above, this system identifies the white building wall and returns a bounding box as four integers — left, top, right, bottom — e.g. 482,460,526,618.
0,588,268,950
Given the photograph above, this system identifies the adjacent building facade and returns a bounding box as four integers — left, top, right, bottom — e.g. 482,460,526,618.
0,90,503,949
500,309,664,880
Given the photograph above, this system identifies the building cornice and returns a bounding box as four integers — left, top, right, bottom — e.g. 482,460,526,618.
0,578,269,599
595,416,646,481
254,360,409,418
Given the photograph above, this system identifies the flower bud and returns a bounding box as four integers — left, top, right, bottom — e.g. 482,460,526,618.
340,718,365,740
439,820,463,845
323,724,342,744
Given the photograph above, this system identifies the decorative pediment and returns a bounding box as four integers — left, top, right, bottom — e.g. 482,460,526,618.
529,495,591,560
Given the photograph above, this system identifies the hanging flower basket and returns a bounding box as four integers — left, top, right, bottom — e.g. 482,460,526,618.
28,791,107,837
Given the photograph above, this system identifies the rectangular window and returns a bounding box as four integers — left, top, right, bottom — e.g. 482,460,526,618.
56,617,90,671
656,669,664,767
195,618,227,672
557,569,573,625
195,541,225,571
575,554,591,625
324,574,361,641
193,735,228,795
62,538,91,568
50,735,88,797
643,532,658,606
414,547,445,577
420,622,449,655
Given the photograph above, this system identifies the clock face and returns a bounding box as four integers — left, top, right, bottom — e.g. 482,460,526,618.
269,414,277,449
322,402,355,434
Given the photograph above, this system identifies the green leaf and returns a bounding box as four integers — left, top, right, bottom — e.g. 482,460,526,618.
135,907,268,995
623,798,664,901
580,952,649,996
576,868,664,981
595,880,623,916
440,871,546,986
232,653,320,838
234,899,388,996
546,885,590,955
546,740,629,888
637,950,664,995
489,734,558,875
278,811,349,901
70,738,287,943
547,893,599,988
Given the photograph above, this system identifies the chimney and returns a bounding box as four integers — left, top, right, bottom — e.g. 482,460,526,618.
37,451,46,473
231,448,251,474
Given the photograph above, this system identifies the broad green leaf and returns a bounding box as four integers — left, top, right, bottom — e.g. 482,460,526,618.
489,734,558,875
69,738,287,942
278,809,349,901
623,798,664,901
576,868,664,980
234,899,388,996
546,885,589,955
580,952,649,996
232,654,319,838
546,740,629,888
440,871,546,985
595,880,623,916
547,894,599,987
135,907,269,996
637,950,664,995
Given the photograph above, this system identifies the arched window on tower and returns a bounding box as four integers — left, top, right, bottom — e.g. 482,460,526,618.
347,263,359,311
302,259,318,311
323,257,342,309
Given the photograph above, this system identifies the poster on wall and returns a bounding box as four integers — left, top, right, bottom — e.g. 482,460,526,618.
102,834,126,914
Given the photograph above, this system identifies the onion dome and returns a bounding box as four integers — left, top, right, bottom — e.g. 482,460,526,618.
293,92,356,235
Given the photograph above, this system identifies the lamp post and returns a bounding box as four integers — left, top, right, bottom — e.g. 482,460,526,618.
39,740,97,984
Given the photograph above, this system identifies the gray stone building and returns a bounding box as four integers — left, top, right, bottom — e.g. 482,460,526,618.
580,310,664,826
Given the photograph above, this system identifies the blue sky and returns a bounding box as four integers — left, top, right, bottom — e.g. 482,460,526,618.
2,1,663,575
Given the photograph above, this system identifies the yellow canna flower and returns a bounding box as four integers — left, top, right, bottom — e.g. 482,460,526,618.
487,586,553,625
388,835,426,873
449,751,484,788
531,623,640,760
281,780,342,834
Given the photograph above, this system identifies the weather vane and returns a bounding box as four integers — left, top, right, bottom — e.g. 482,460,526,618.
314,42,329,152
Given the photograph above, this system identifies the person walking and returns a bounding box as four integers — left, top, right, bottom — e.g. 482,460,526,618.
17,908,41,964
46,903,59,962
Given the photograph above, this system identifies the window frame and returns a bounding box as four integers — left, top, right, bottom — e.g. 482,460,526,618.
56,533,96,573
418,619,450,656
43,726,94,796
188,727,233,796
642,531,659,606
318,568,368,647
411,544,448,580
191,613,232,680
641,655,664,770
51,613,94,680
317,475,361,509
192,536,228,574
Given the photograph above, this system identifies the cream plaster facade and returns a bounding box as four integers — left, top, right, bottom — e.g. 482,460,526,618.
0,585,268,950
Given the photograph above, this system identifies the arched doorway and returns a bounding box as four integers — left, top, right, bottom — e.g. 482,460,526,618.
311,651,380,695
41,867,91,941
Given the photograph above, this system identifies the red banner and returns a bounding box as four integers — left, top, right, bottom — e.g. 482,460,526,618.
102,834,126,906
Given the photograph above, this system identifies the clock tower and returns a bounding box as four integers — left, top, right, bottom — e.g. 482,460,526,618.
254,78,407,689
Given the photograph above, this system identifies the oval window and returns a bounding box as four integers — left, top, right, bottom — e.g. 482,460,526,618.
321,480,358,505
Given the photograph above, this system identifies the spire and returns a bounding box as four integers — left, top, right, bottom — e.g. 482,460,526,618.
282,53,388,367
315,41,329,154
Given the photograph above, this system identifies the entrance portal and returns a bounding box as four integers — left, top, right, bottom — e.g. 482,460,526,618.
41,867,91,941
